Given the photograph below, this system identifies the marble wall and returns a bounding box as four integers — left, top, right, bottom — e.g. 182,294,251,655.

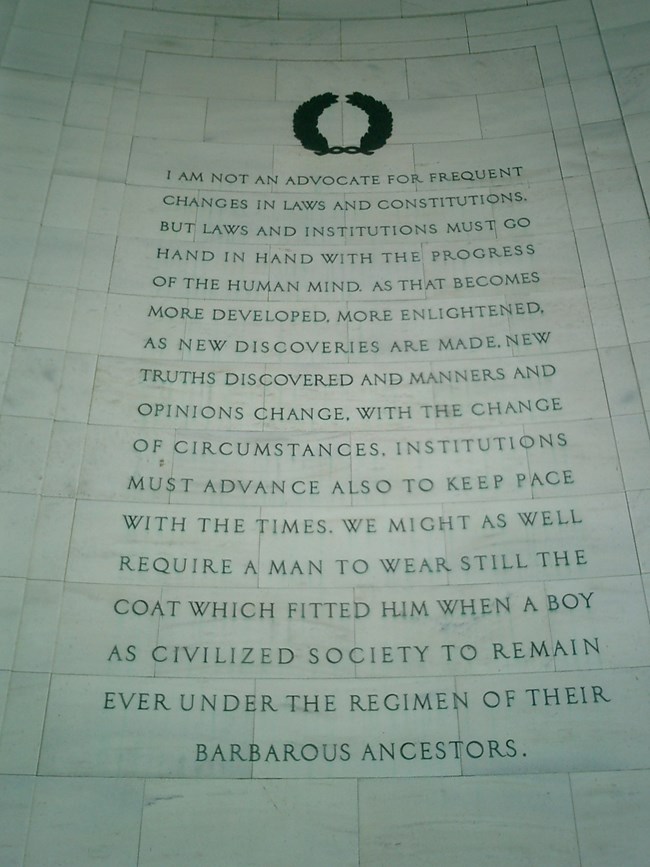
1,0,649,864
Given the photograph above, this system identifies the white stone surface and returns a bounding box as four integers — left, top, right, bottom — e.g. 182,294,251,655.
359,775,581,866
1,0,649,862
139,779,359,867
572,770,650,867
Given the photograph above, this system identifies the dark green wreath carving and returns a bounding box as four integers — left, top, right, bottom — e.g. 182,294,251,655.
292,92,338,155
345,92,393,154
292,91,393,155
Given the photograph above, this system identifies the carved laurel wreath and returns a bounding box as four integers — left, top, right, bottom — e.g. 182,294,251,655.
293,91,393,155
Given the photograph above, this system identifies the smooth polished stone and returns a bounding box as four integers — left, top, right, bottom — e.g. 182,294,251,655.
0,775,33,867
11,579,63,673
115,46,146,88
536,41,570,84
107,88,138,134
359,775,581,866
0,218,40,281
0,0,19,52
585,282,629,348
127,137,274,186
216,17,341,43
0,0,649,861
97,132,131,182
0,343,11,406
139,780,359,867
0,672,9,739
207,98,306,145
614,64,650,116
630,341,650,410
600,12,650,78
79,232,115,291
85,4,211,45
0,494,38,577
624,112,650,166
55,353,97,423
0,577,25,669
385,97,480,143
344,14,465,42
593,0,650,29
143,54,276,99
605,220,650,281
281,0,400,18
406,0,523,13
54,127,105,178
572,75,622,124
477,88,551,137
0,69,70,122
408,48,542,98
592,168,648,224
23,777,143,867
12,0,88,38
64,83,111,131
124,32,212,57
0,416,51,494
41,422,87,497
572,770,650,867
2,27,80,78
599,344,643,413
342,38,470,61
555,127,590,177
545,83,580,129
74,41,121,86
0,115,60,173
2,347,64,418
30,227,86,287
43,176,96,231
53,582,160,677
0,672,50,774
619,277,650,344
628,489,650,571
467,0,597,39
613,414,650,491
135,93,208,141
582,120,633,172
28,497,75,582
65,290,106,354
564,175,600,228
470,25,560,55
574,226,615,284
0,278,26,342
277,59,409,101
156,0,276,14
561,34,610,78
214,41,340,61
88,181,124,234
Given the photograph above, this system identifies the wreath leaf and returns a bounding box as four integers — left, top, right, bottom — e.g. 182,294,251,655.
293,92,338,155
346,91,393,153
